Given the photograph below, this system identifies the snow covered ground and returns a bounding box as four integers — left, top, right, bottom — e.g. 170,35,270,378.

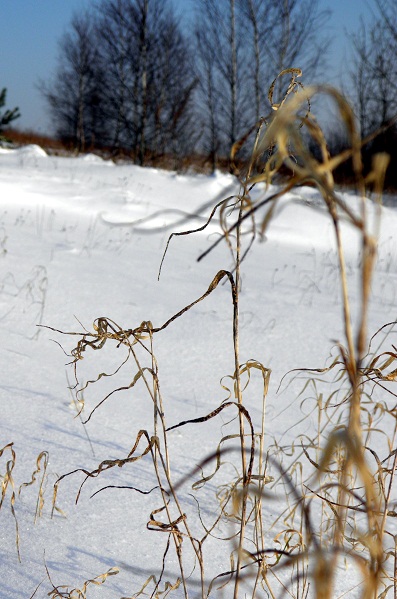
1,145,397,598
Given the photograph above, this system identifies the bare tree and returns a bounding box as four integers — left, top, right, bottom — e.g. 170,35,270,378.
134,0,149,164
349,1,397,186
43,0,198,165
373,0,397,43
195,0,329,168
239,0,276,121
241,0,329,112
96,0,198,163
195,0,251,165
42,11,103,151
95,0,164,160
94,0,132,150
351,18,397,137
150,13,198,161
195,22,220,172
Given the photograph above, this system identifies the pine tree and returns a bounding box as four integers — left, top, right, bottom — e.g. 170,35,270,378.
0,88,21,140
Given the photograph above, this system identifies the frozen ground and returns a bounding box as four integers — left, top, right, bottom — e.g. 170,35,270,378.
0,145,397,598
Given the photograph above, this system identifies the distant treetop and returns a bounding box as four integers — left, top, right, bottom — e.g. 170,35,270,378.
0,88,21,139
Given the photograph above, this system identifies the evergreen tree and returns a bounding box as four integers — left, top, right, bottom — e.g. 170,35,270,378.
0,88,21,140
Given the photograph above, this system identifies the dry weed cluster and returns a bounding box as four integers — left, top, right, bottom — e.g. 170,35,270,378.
5,69,395,598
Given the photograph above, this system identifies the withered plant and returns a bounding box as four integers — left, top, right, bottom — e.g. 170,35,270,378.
48,68,397,599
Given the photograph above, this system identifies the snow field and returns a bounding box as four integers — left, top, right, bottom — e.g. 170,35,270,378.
1,146,397,597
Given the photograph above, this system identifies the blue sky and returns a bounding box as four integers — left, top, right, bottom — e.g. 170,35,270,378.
1,0,371,134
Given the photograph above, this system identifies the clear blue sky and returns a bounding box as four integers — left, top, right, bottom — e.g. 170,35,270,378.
1,0,371,135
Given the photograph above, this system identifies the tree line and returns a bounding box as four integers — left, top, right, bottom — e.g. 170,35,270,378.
42,0,397,182
42,0,328,169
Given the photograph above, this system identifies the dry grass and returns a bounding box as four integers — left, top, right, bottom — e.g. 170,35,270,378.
1,444,55,564
41,69,397,598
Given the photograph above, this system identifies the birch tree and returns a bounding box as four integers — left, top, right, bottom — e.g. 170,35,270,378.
195,0,250,162
44,0,197,164
195,0,328,167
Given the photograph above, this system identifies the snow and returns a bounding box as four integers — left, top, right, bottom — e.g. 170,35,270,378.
1,146,397,597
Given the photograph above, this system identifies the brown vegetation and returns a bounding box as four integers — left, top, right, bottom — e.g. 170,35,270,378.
39,70,397,598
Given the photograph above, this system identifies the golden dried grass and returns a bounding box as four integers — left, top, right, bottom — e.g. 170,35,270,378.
43,69,397,598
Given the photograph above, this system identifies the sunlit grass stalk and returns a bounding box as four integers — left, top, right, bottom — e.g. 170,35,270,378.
232,200,249,599
48,69,397,599
131,331,205,598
